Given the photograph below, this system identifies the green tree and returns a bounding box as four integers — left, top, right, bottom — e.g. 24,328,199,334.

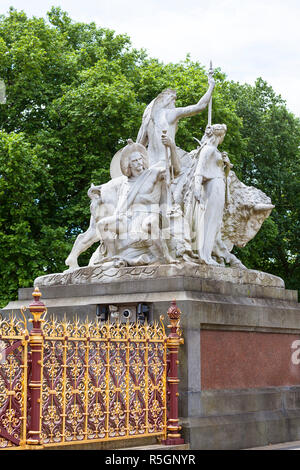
0,7,148,299
226,79,300,291
0,131,65,306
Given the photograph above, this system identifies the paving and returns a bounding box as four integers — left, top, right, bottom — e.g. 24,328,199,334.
246,440,300,450
118,444,190,450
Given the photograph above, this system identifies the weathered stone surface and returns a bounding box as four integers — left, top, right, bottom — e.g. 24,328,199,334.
180,387,300,450
34,261,284,289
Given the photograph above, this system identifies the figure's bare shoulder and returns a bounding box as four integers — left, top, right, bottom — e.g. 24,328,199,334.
166,108,179,124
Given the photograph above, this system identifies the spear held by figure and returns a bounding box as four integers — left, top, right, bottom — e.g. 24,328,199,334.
192,61,215,149
207,60,214,127
207,61,230,206
162,129,172,209
161,130,182,210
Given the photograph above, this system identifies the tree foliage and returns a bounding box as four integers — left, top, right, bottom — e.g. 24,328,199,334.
0,7,299,306
226,79,300,289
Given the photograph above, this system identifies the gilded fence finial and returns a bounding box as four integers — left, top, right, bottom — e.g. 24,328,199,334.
167,299,181,327
29,287,46,323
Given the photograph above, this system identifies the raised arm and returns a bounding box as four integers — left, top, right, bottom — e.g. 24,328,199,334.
168,78,215,123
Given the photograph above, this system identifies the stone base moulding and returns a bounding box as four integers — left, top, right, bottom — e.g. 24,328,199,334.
33,262,284,289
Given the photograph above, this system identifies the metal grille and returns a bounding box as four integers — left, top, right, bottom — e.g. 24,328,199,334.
0,291,186,451
41,318,167,447
0,314,28,449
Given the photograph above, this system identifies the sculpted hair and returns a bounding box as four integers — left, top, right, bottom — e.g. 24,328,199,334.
151,88,177,114
120,139,149,177
199,124,227,146
136,89,177,144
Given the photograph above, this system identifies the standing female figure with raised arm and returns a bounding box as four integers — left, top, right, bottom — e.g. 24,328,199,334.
191,123,229,265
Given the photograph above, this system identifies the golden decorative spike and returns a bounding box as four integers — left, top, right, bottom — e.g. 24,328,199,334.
20,306,27,325
159,315,166,337
41,309,47,321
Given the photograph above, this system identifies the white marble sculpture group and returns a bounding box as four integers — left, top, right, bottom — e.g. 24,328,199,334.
63,66,274,274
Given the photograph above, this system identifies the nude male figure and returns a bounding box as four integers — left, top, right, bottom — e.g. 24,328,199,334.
136,77,215,166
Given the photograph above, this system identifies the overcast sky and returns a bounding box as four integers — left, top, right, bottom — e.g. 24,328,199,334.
1,0,300,116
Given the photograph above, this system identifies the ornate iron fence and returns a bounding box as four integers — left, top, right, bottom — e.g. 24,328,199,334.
0,288,184,449
41,317,167,446
0,313,29,448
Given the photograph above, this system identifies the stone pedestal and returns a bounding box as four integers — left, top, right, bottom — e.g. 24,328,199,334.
2,264,300,450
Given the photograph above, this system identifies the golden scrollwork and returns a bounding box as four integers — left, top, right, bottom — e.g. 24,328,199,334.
0,312,29,449
1,308,170,449
39,315,168,447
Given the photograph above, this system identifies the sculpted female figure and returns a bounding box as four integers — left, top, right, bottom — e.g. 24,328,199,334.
136,78,215,167
190,124,229,265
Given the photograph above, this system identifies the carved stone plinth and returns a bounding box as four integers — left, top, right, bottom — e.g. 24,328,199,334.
33,262,284,289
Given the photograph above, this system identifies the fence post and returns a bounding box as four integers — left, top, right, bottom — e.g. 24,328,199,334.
27,287,45,446
163,300,184,445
